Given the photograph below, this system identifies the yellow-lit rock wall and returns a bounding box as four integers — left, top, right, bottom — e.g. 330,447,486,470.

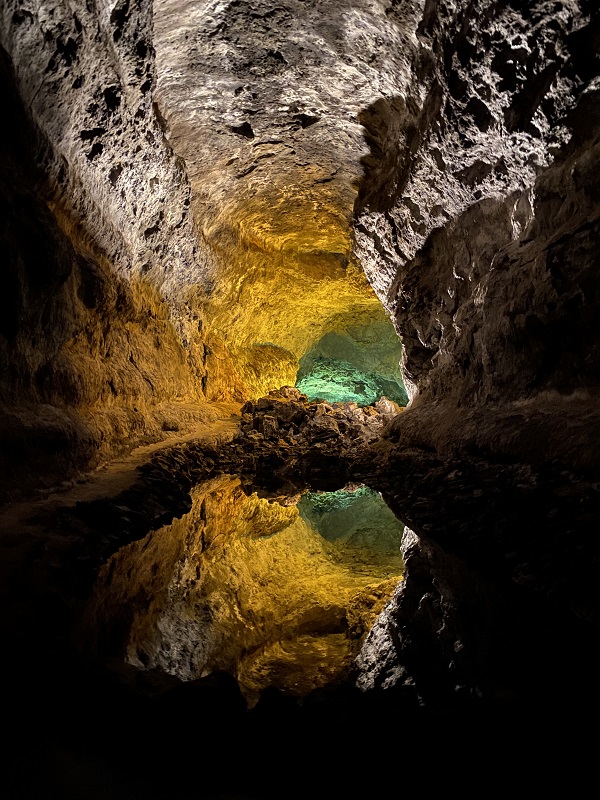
152,0,415,400
199,248,387,400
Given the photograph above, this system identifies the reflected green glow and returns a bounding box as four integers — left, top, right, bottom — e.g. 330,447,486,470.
298,486,405,557
85,476,404,705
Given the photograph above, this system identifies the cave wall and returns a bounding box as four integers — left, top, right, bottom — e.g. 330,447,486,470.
3,2,597,472
0,1,222,499
352,0,600,705
355,0,600,407
1,0,211,293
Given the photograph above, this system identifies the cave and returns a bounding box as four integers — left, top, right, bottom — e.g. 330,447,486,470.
1,1,600,797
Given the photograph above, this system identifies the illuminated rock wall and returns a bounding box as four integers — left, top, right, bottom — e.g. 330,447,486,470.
354,0,600,407
0,0,599,755
4,1,597,469
0,0,413,497
296,318,408,405
0,1,218,497
352,1,600,703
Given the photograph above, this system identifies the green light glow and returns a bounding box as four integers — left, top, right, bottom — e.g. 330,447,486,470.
295,320,408,406
296,357,407,406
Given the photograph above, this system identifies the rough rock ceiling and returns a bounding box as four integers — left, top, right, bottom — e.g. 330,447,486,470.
151,0,422,396
1,0,419,414
152,0,417,252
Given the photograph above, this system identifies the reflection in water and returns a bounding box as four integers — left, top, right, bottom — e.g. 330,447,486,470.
83,476,404,704
299,485,405,553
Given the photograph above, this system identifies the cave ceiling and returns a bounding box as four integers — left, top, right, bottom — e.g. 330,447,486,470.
2,0,596,413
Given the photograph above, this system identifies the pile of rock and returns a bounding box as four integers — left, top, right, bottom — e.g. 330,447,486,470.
236,386,402,452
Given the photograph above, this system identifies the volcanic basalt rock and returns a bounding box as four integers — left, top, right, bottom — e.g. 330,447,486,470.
233,387,402,496
348,0,600,709
0,1,221,499
1,1,600,794
355,0,600,404
1,0,210,290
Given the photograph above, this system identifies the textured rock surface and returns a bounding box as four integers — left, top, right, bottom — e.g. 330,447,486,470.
349,0,600,706
233,386,403,498
1,0,210,290
354,0,600,401
151,0,419,251
296,317,408,405
2,2,600,794
0,1,222,499
0,0,413,499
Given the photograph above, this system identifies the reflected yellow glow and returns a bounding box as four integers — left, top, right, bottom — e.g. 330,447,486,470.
82,475,403,704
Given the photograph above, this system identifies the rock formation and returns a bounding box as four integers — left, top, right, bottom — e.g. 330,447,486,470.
1,0,600,796
351,0,600,716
